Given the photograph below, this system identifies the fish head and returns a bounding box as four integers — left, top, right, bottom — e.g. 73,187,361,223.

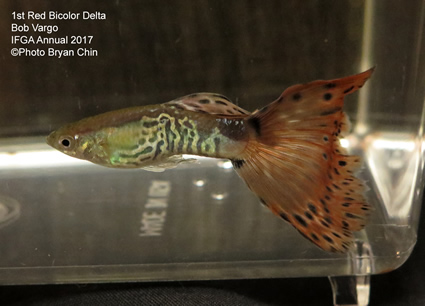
46,122,108,165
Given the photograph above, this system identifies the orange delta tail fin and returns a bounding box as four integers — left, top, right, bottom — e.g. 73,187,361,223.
232,68,374,253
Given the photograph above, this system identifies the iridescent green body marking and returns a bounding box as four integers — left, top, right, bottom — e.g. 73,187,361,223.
47,94,249,171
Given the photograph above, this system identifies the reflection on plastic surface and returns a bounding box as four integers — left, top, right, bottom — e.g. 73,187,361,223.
0,149,88,169
0,196,20,230
329,241,374,306
193,179,206,187
364,133,421,220
211,192,228,201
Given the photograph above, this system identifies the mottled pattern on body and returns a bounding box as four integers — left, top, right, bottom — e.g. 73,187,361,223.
108,110,229,168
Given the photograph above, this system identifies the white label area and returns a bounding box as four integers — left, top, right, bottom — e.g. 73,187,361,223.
139,180,171,237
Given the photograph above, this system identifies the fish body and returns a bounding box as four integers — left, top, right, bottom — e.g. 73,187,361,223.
47,69,374,252
47,98,249,170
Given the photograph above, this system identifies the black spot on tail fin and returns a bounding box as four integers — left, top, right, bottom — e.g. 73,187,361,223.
247,117,261,136
232,69,374,252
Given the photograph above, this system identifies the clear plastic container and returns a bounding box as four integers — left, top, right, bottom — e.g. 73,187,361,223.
0,2,424,303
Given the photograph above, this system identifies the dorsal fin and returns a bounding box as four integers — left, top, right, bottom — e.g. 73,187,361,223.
166,93,250,116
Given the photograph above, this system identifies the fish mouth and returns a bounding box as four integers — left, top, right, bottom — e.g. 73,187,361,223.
46,131,57,148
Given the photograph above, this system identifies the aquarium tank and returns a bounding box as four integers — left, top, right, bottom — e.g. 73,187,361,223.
0,1,424,305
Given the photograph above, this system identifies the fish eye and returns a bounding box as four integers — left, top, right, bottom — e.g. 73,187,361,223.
61,139,70,147
59,136,74,149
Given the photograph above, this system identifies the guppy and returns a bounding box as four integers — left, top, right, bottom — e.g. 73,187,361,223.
47,69,374,253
